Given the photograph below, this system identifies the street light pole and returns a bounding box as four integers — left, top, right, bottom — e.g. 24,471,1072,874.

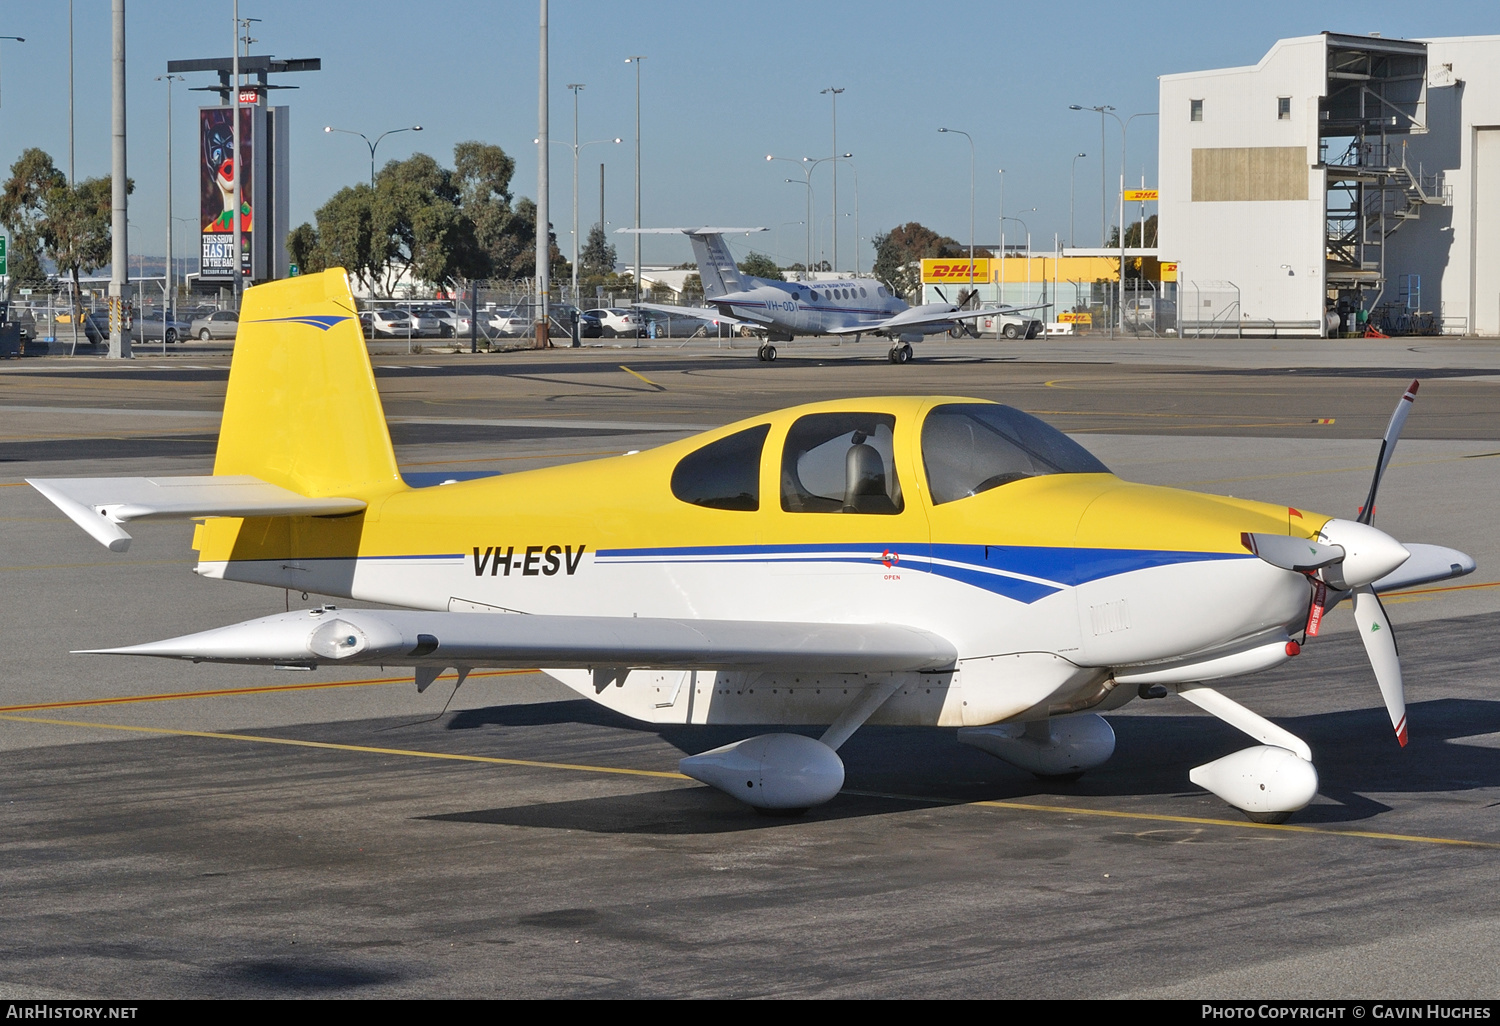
1070,152,1086,248
997,168,1004,312
938,127,975,294
821,86,843,272
625,56,645,304
323,125,424,188
783,178,812,272
568,83,583,310
155,74,183,326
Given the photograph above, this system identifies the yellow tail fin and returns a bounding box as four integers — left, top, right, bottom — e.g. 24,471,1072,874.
213,270,400,497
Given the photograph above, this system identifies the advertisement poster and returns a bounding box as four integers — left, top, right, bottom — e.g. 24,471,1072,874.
199,106,253,281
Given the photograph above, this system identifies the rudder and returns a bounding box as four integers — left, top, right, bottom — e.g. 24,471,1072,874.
214,269,400,498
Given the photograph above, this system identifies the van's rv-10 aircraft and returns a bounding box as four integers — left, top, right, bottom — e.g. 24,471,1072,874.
28,272,1475,821
624,227,1046,363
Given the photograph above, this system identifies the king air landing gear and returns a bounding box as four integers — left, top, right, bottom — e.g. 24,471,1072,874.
887,343,913,364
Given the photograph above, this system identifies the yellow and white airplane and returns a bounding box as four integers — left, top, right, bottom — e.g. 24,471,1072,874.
28,271,1475,821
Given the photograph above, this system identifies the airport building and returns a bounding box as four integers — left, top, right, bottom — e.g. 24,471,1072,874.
1159,32,1500,335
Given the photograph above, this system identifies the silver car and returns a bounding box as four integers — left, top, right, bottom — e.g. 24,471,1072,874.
133,308,194,344
189,310,239,341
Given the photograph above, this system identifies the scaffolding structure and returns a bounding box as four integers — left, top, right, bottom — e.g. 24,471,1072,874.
1321,35,1450,316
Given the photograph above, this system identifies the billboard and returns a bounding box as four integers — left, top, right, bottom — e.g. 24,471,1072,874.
199,106,254,282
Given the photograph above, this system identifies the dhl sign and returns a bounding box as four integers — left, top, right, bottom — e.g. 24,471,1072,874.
1058,312,1093,324
1123,189,1159,202
922,258,990,283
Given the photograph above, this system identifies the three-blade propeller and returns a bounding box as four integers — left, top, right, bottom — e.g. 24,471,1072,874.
1243,380,1421,747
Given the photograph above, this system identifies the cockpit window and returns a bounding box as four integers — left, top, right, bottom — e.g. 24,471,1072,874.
921,403,1109,504
781,412,903,514
671,424,770,511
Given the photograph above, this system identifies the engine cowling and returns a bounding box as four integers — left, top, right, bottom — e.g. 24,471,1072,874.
679,733,845,810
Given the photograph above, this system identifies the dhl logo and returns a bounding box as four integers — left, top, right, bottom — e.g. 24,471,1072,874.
923,259,990,281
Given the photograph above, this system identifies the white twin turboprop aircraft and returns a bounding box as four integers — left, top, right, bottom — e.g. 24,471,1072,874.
26,273,1476,823
625,227,1046,363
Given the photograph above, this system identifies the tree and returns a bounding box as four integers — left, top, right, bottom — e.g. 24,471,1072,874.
0,149,57,288
738,251,783,281
1107,215,1158,279
682,272,703,300
1,149,128,315
579,223,617,280
285,222,322,274
872,222,962,300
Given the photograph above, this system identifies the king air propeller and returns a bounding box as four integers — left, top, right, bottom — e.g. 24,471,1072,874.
1243,381,1419,746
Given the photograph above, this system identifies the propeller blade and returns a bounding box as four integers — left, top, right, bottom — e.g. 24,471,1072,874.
1352,584,1407,746
1242,532,1343,573
1358,380,1418,525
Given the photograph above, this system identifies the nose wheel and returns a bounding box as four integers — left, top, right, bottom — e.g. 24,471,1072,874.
887,343,913,364
756,344,777,362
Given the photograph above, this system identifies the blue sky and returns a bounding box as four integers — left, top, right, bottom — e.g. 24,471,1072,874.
0,1,1495,270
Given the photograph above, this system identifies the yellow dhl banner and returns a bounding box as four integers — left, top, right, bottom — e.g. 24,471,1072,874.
922,258,990,283
1058,311,1092,324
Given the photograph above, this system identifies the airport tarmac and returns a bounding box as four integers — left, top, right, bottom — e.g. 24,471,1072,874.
1,336,1498,998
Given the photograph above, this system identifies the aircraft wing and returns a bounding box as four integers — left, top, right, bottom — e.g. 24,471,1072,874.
824,303,1052,337
27,476,366,552
635,302,765,328
617,227,768,237
81,607,960,681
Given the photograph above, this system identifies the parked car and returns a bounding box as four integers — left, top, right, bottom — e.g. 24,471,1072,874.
189,310,239,340
585,308,646,338
366,309,414,338
395,307,442,337
486,308,531,336
1122,296,1177,334
132,308,194,344
578,310,603,339
429,307,472,338
992,312,1043,340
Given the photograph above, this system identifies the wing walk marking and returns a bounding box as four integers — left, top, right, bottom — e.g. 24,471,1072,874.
4,709,1490,849
0,668,535,714
0,714,689,781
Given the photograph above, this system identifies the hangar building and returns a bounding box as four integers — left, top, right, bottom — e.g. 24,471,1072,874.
1159,32,1500,335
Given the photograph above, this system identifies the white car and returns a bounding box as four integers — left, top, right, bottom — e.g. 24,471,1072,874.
396,308,443,337
585,308,645,338
487,309,531,336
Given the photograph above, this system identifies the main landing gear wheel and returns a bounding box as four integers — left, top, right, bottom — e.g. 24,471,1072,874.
887,343,913,364
757,344,777,362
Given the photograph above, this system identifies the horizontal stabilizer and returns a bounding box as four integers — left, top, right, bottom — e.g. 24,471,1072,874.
79,606,959,673
28,476,365,553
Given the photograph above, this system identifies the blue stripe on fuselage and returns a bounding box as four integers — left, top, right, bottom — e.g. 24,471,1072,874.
592,542,1248,603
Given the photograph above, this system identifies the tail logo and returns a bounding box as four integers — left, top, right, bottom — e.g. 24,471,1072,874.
250,315,352,331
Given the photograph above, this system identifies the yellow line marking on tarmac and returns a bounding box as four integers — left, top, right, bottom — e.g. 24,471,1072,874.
1,710,1492,848
619,365,666,390
0,713,690,781
847,791,1500,849
0,668,537,714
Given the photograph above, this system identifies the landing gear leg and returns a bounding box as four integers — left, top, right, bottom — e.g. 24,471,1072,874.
1173,683,1319,822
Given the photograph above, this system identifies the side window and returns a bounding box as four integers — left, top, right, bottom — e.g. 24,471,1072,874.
781,412,903,515
1190,98,1204,122
671,424,769,511
1277,96,1291,120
